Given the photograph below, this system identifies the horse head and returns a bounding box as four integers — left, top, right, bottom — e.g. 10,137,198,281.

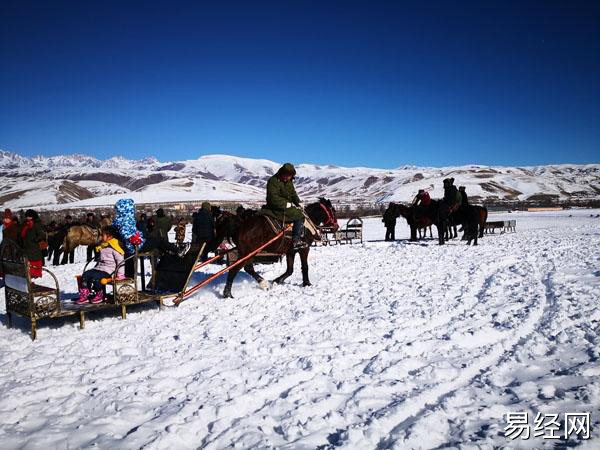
395,203,412,219
308,198,339,230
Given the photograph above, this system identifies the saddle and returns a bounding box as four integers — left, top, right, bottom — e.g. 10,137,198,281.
262,214,321,241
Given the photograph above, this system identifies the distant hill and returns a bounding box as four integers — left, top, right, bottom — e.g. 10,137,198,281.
1,150,598,209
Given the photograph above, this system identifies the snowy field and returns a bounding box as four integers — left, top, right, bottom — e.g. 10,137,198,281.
1,209,599,449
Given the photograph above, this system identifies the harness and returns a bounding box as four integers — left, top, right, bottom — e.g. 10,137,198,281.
320,203,337,227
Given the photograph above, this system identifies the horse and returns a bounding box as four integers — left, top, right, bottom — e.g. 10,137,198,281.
448,205,481,245
393,203,444,243
221,198,338,298
472,205,488,238
61,216,113,254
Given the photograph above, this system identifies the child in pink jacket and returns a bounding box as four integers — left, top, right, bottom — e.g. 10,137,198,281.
77,226,125,304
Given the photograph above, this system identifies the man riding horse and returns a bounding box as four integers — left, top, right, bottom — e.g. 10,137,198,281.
263,163,306,250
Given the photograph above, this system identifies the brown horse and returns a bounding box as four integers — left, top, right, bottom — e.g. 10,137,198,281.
222,198,338,298
62,217,113,253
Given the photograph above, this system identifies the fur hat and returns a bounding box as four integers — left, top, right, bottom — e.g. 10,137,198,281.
201,202,211,211
25,209,39,221
278,163,297,177
156,208,165,217
3,208,12,219
459,186,466,191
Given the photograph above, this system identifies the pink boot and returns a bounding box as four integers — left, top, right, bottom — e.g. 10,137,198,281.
90,290,104,304
76,288,90,305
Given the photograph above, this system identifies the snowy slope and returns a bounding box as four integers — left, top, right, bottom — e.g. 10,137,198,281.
0,150,599,209
0,210,599,448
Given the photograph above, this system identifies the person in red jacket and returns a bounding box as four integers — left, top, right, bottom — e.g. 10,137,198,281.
412,189,431,207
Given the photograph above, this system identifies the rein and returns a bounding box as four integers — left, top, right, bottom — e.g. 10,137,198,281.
319,203,337,227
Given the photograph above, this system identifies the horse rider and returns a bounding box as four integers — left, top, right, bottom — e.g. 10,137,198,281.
265,163,306,249
412,189,431,207
459,186,469,206
442,178,462,213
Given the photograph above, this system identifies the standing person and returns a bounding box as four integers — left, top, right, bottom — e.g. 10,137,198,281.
264,163,305,249
60,215,76,264
382,203,397,241
85,212,100,262
459,186,469,206
76,225,124,305
154,208,172,241
136,213,149,237
2,209,20,243
44,220,59,262
192,202,215,260
19,209,47,279
174,218,187,246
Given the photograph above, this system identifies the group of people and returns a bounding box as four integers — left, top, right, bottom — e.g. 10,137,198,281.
0,161,308,303
382,178,470,241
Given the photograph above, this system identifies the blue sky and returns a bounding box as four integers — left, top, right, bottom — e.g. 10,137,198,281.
1,0,598,168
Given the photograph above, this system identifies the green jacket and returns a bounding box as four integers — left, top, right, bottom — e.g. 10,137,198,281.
262,174,304,221
20,222,46,261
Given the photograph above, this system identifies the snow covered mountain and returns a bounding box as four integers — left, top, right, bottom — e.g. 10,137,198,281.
0,150,598,209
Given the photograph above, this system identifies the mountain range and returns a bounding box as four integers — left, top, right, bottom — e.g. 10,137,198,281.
1,150,598,210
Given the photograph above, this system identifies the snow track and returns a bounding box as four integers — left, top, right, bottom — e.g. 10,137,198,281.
0,210,599,448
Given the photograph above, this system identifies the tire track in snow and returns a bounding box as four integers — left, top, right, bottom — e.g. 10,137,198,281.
325,247,552,448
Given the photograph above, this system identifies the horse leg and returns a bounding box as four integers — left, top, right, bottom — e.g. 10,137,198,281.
437,223,445,245
245,262,269,290
223,264,243,298
410,225,417,241
273,252,295,284
299,247,311,286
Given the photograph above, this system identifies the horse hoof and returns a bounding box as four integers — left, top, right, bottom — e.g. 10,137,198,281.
303,282,312,287
259,279,270,291
223,291,233,299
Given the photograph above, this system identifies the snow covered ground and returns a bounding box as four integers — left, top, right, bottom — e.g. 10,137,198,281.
1,209,599,448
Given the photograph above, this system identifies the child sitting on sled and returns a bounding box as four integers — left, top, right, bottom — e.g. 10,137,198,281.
76,225,125,304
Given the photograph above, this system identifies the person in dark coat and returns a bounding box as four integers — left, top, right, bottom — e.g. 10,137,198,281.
2,209,20,243
442,178,461,212
459,186,469,205
382,203,397,241
136,213,149,237
192,202,214,260
153,208,172,241
44,220,59,263
263,163,305,249
19,209,46,278
60,215,76,264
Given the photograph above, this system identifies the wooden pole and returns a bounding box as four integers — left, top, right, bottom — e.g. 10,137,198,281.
174,226,290,306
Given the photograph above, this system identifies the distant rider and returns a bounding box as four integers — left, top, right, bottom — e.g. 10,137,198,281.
412,189,431,207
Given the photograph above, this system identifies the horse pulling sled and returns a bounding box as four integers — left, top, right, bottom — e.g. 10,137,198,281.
163,199,338,304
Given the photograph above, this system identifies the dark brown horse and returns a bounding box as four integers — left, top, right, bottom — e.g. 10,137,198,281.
221,198,338,298
393,203,445,243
